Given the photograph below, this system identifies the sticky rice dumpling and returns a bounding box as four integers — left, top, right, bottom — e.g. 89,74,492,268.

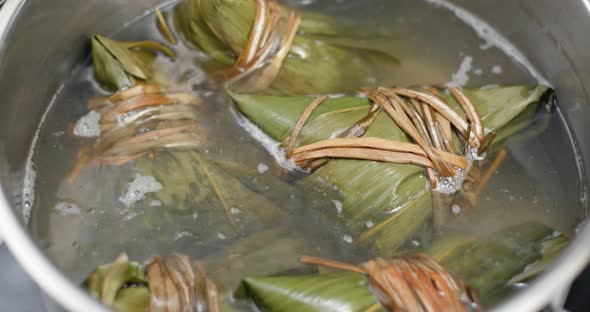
235,223,567,311
230,85,552,256
175,0,400,94
58,2,576,311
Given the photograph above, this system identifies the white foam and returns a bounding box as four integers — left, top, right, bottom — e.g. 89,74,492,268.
434,176,462,194
491,65,503,74
365,220,375,228
217,232,227,240
257,163,269,173
331,199,343,215
329,128,349,139
232,109,301,172
446,55,473,87
480,84,500,90
290,0,317,5
21,84,65,224
343,234,353,244
230,207,241,215
54,201,81,216
174,231,194,240
327,93,347,99
21,162,36,224
290,46,308,59
73,110,101,138
424,0,551,86
434,146,481,194
119,174,163,208
122,211,142,221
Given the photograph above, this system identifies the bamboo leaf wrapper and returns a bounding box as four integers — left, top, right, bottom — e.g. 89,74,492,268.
230,86,551,256
175,0,400,94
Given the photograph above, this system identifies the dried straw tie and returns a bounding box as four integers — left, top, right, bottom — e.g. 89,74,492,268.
286,87,497,188
147,254,220,312
301,254,479,312
214,0,301,91
68,85,203,181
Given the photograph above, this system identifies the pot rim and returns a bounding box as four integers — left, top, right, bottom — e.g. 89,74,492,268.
0,1,108,311
0,0,588,311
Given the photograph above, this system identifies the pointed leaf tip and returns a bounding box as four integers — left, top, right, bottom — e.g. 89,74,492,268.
91,34,177,91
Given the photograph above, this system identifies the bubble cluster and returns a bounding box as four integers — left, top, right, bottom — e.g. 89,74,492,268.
73,110,101,138
342,235,353,244
119,174,163,208
54,201,81,216
233,109,301,172
257,163,269,173
22,160,36,224
331,199,343,215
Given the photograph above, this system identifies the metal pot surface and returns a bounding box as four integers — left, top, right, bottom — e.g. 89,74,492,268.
0,0,589,311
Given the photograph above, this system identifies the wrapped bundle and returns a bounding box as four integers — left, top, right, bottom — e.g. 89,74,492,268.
83,226,319,312
84,253,221,312
235,223,568,311
230,85,553,256
174,0,399,94
66,85,290,248
64,153,285,247
71,84,202,173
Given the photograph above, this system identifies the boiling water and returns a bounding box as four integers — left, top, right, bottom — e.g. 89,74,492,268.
25,0,584,307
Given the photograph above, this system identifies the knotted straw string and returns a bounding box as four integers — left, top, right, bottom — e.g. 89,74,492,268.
286,87,496,188
214,0,301,92
68,84,202,181
301,254,479,312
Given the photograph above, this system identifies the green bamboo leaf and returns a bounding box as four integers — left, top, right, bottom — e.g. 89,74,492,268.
214,160,304,211
429,222,565,306
83,253,149,312
508,233,569,284
95,35,153,80
156,9,178,45
92,35,176,91
302,34,399,60
112,287,151,312
228,91,371,141
92,36,134,91
230,86,551,256
236,223,563,311
236,273,382,312
204,227,317,291
102,262,136,305
174,0,236,65
122,40,177,59
175,0,401,94
135,151,284,241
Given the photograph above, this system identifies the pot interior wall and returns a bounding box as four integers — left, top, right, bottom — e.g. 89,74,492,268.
0,0,169,212
0,0,588,309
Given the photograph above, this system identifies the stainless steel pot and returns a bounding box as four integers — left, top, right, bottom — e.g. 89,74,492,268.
0,0,589,311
